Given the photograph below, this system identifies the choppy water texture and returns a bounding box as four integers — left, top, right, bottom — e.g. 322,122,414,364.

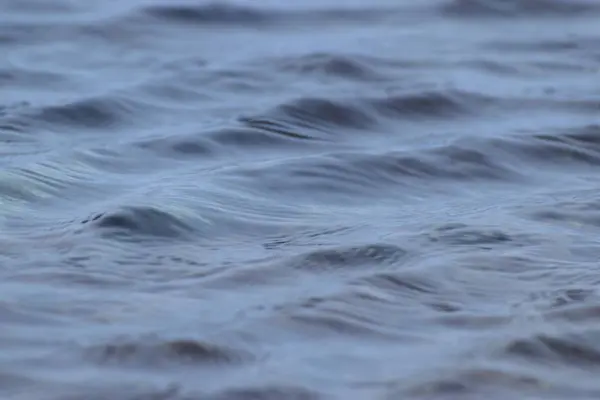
1,0,600,398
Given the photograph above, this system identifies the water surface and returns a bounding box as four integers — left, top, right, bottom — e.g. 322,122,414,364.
2,0,600,399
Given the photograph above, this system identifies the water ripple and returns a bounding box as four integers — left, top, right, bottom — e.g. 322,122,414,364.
2,0,600,398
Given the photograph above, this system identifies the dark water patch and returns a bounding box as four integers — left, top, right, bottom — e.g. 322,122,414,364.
85,206,195,239
0,120,31,140
489,36,600,55
208,126,318,151
255,97,377,134
241,91,501,139
272,52,385,81
430,144,517,180
426,223,520,247
0,68,76,91
134,132,217,159
368,89,496,120
434,313,510,330
23,95,153,131
0,103,33,136
137,2,404,28
559,124,600,150
491,125,600,168
212,385,322,400
503,330,600,367
526,195,600,229
289,244,407,272
441,0,600,18
533,287,598,310
403,367,547,399
140,2,273,26
86,337,251,367
239,118,320,142
530,209,600,229
0,371,36,393
460,58,595,76
360,272,439,299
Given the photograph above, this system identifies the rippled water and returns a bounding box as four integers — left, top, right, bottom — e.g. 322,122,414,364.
2,0,600,398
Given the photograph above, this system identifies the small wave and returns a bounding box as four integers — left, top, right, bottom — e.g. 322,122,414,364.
18,94,163,132
137,79,212,108
356,270,469,317
225,145,517,203
530,208,600,229
86,336,251,367
207,126,317,151
403,367,548,399
504,330,600,367
489,36,600,55
134,131,217,159
546,304,600,325
268,281,439,341
548,288,596,308
271,52,385,81
245,91,495,138
0,102,33,136
289,244,407,272
494,125,600,168
426,223,516,247
253,97,377,134
361,272,439,298
283,302,397,339
441,0,600,17
212,386,322,400
0,67,75,91
136,2,404,28
523,288,600,323
0,23,63,46
368,89,495,120
0,162,92,206
37,98,122,129
84,206,195,239
140,2,272,26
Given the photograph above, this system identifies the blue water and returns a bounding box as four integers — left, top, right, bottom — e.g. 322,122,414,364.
2,0,600,399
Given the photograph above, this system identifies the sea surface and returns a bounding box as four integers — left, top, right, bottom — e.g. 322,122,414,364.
1,0,600,399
